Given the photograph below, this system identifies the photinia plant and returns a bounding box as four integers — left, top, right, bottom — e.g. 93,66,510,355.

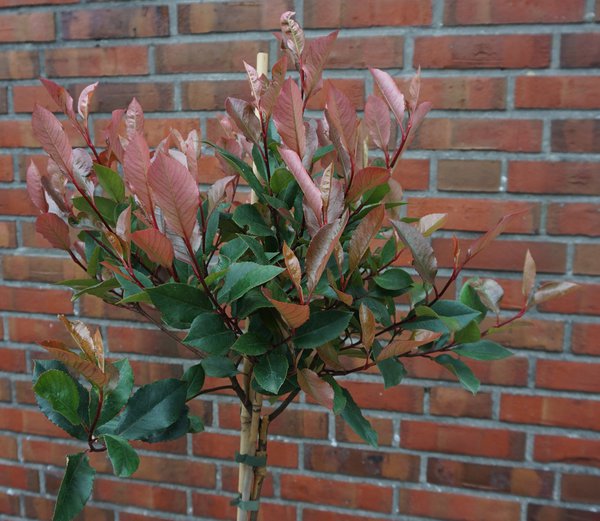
26,12,576,521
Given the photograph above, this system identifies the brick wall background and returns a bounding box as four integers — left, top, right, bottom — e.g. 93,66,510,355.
0,1,599,520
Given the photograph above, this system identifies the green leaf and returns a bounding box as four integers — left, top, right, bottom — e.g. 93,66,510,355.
103,434,139,477
188,415,204,433
233,204,274,237
72,278,120,300
435,354,480,394
459,282,488,323
115,379,187,440
34,369,81,425
454,320,481,344
73,195,118,225
391,219,437,285
184,313,236,355
454,340,513,361
340,388,378,447
430,300,482,332
374,268,413,291
142,407,191,442
294,310,353,349
270,167,294,194
183,363,205,400
219,262,284,303
52,453,95,521
94,164,125,202
147,283,212,329
231,333,269,355
232,290,273,319
372,340,407,389
98,359,133,427
254,350,289,394
202,356,238,377
210,144,265,199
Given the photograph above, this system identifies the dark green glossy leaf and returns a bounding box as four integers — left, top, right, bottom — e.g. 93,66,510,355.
454,320,481,345
340,388,378,447
219,262,284,303
454,340,512,361
431,300,482,332
183,363,205,400
372,340,406,389
391,219,437,285
184,313,236,355
254,350,289,394
459,282,488,323
435,354,480,394
233,204,273,237
210,144,265,199
202,356,238,377
270,167,294,194
142,407,191,442
103,434,139,478
231,333,269,355
294,310,353,349
94,164,125,202
147,283,212,329
98,359,133,427
374,268,413,291
33,369,80,425
52,453,95,521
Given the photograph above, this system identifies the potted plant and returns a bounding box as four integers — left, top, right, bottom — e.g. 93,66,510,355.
25,11,575,521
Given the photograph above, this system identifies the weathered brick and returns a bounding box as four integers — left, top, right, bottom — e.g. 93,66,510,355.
536,360,600,393
24,496,112,521
304,0,432,28
561,474,600,504
61,6,169,40
428,458,554,497
528,504,600,521
414,35,551,69
535,435,600,468
538,283,600,316
572,323,600,356
178,1,291,33
561,33,600,68
414,118,543,152
93,478,187,513
328,36,404,69
401,420,526,459
552,119,600,153
0,155,12,180
444,0,586,24
0,11,55,42
335,414,394,446
487,319,565,352
574,245,600,276
0,50,39,79
501,394,600,431
508,161,600,195
46,46,148,77
0,221,17,248
547,203,600,237
516,76,600,109
429,387,493,418
2,254,84,282
437,159,502,192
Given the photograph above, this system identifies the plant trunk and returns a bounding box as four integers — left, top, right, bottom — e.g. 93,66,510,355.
237,360,269,521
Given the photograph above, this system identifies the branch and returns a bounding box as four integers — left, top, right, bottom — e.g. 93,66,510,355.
267,388,300,422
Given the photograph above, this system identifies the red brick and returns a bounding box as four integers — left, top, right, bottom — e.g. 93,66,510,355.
437,159,502,192
547,203,600,237
94,478,186,513
0,0,77,4
405,356,529,387
428,458,553,497
414,118,543,152
107,326,194,358
561,33,600,68
538,283,600,316
3,255,84,283
179,1,292,33
305,445,420,481
0,222,16,248
0,286,73,314
0,155,12,181
0,88,6,114
0,120,40,148
508,161,600,195
0,347,27,372
444,0,586,24
562,474,600,504
304,0,431,27
0,434,17,460
220,465,274,496
182,79,251,111
46,46,148,77
121,514,173,521
0,378,10,402
408,197,540,233
552,119,600,153
0,462,39,490
129,360,183,386
434,237,566,273
156,41,268,74
24,495,112,521
335,415,394,446
193,431,298,468
574,245,600,276
328,36,404,69
501,394,600,431
528,504,600,521
0,407,71,438
303,510,388,521
219,402,328,439
94,117,201,148
340,381,423,413
535,435,600,468
305,78,365,110
401,420,526,460
414,35,551,69
193,492,293,521
0,11,55,42
0,188,37,216
536,360,600,393
572,323,600,355
429,387,493,419
8,316,74,344
391,158,429,191
79,295,146,322
0,50,39,79
516,76,600,109
61,6,169,40
487,319,565,352
281,474,393,512
0,493,21,516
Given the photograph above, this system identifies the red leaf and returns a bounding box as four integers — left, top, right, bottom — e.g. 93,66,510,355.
125,98,144,139
280,11,304,61
36,213,70,250
40,78,76,121
283,242,303,300
297,368,334,410
403,101,432,152
348,204,385,275
26,161,48,213
273,78,306,158
305,214,348,297
346,166,390,203
40,340,109,388
377,331,442,361
264,293,310,328
148,152,199,243
260,55,287,118
391,219,437,285
325,84,358,158
31,104,72,175
302,31,338,100
77,82,98,123
466,210,528,262
359,303,375,349
370,68,405,126
132,228,174,268
365,95,391,152
105,108,126,162
244,61,267,107
124,134,154,217
225,97,261,145
407,67,421,113
279,147,322,222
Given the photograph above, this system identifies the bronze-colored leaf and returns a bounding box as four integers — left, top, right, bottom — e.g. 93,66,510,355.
264,292,310,328
533,281,578,306
359,303,375,349
522,250,536,298
40,342,109,388
297,368,334,410
58,315,97,364
391,220,437,285
348,205,385,276
283,242,303,300
377,331,442,361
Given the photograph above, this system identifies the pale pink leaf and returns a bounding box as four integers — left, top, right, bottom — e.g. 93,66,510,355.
407,67,421,113
533,281,578,306
273,78,306,158
391,219,437,285
40,78,76,121
279,147,322,222
280,11,304,60
348,204,385,275
148,152,199,243
365,95,391,152
132,228,174,268
403,101,432,152
466,210,527,261
370,68,405,126
225,97,261,145
522,250,536,298
418,213,447,237
36,213,70,250
77,82,98,123
297,369,334,410
26,161,48,213
325,84,358,158
470,278,504,314
116,206,131,245
125,98,144,139
244,61,267,107
32,104,72,175
283,242,303,300
346,166,390,203
124,133,154,216
260,55,287,118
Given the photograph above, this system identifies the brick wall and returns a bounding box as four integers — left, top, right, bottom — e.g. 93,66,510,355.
0,1,599,520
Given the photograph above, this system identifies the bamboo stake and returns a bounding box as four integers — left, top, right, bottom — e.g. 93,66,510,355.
237,51,269,521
